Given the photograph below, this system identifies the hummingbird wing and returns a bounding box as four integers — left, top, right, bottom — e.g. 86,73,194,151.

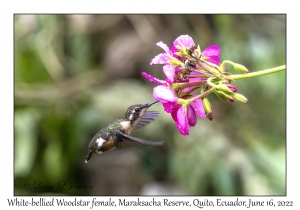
115,130,164,148
132,111,160,132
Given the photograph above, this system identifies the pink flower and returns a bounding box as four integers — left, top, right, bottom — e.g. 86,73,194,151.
148,35,221,86
142,35,225,135
153,85,205,135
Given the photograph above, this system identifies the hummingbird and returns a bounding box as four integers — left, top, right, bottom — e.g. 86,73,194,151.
85,101,163,163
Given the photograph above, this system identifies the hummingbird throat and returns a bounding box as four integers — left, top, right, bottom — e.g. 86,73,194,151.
120,120,132,134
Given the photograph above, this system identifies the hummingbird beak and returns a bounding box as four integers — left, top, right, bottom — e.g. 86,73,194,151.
146,101,159,107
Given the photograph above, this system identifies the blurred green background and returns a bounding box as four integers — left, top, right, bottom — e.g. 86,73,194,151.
14,14,286,196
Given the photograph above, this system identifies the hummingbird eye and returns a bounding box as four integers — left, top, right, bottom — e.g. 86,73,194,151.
135,107,140,112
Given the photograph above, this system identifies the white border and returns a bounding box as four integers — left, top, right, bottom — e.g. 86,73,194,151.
2,0,298,209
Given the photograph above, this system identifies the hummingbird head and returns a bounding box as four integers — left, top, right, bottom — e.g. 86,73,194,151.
124,101,159,124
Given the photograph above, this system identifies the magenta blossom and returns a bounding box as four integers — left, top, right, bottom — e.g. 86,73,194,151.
153,85,205,135
141,34,243,136
144,35,221,85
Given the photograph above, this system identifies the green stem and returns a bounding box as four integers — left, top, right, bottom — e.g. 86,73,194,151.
183,86,201,96
172,81,206,90
220,60,235,72
229,65,286,80
187,87,215,103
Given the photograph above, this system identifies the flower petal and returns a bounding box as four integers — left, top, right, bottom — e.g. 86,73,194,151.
156,41,171,54
202,45,220,57
175,66,181,73
171,35,195,54
187,105,197,127
176,105,189,135
202,45,221,66
171,110,181,134
163,102,180,113
171,109,178,123
163,65,175,84
190,95,206,119
206,56,220,66
141,72,167,85
153,85,178,103
150,53,170,65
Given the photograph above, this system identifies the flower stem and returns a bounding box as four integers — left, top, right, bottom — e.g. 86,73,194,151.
229,65,286,80
172,81,206,90
187,87,215,103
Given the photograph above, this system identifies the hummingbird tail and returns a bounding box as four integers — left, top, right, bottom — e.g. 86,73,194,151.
115,130,164,148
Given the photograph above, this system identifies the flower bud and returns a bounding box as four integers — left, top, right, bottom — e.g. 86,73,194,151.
233,63,248,74
227,85,237,92
228,92,248,103
214,90,235,102
215,84,234,93
202,97,213,121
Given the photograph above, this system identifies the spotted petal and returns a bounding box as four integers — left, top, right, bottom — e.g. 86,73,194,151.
163,102,180,113
163,64,175,84
153,85,178,103
171,35,195,54
150,53,170,65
